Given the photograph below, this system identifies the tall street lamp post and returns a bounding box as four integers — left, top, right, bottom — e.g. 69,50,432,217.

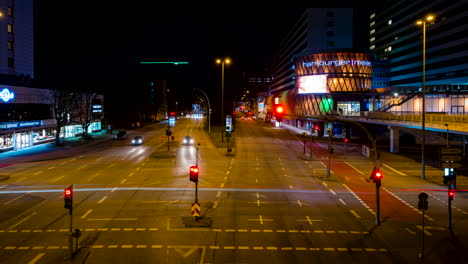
216,58,231,142
416,14,435,180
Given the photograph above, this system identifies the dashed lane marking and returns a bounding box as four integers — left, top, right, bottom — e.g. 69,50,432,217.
0,245,388,252
0,228,370,234
343,184,375,214
383,187,435,221
97,196,107,204
382,164,407,176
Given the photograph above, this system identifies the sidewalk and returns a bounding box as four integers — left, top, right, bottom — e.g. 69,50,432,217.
0,131,115,165
277,122,468,189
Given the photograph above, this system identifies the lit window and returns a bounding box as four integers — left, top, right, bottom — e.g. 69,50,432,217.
7,41,13,50
388,46,392,51
7,7,12,16
370,37,375,42
370,13,375,19
370,29,375,34
395,36,399,40
7,24,12,33
370,21,375,27
388,20,392,25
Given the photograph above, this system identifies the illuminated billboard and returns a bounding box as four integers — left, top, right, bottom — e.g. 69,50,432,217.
298,75,327,94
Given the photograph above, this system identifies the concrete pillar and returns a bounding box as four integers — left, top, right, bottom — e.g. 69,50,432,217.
389,126,400,153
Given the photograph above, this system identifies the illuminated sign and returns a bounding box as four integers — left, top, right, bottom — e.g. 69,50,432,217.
92,105,102,113
298,75,327,94
303,60,371,67
0,120,43,130
0,88,15,102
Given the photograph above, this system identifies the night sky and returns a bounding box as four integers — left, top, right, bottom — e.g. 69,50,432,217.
33,4,306,124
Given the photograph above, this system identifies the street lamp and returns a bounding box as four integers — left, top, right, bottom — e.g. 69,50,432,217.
216,58,231,142
416,14,435,180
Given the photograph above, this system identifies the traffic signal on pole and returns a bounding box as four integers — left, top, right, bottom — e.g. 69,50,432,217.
64,186,73,209
443,168,455,185
449,190,454,201
370,167,383,187
328,145,335,154
418,192,429,210
344,138,348,144
190,166,199,182
273,104,284,122
166,129,172,136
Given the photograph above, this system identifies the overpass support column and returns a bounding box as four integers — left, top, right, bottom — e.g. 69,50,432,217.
389,126,400,153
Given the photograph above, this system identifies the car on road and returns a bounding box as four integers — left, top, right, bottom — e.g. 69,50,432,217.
114,131,128,140
182,136,194,145
132,136,143,145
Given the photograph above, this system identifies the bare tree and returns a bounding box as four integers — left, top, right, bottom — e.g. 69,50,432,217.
76,92,97,139
49,89,79,145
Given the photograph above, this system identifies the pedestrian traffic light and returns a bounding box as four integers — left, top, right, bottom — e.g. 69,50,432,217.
344,138,348,143
189,166,199,182
328,146,335,154
448,190,454,201
418,192,429,210
443,168,455,185
273,104,284,122
64,186,73,210
166,129,172,136
370,167,383,187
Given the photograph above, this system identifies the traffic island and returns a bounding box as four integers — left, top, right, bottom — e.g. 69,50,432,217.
182,216,212,227
0,175,9,181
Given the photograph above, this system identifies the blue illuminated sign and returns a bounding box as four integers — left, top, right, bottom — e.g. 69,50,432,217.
0,120,43,130
0,88,15,102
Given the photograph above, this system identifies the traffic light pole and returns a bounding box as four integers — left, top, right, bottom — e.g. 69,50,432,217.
376,184,380,225
421,210,425,260
68,184,73,258
448,186,452,230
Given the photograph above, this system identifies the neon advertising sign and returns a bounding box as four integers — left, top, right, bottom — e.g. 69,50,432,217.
302,60,371,67
0,88,15,102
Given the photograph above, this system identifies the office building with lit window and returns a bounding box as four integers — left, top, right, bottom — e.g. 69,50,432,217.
0,0,35,79
370,0,467,87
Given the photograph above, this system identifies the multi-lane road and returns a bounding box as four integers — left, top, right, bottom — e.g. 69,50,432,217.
0,116,466,263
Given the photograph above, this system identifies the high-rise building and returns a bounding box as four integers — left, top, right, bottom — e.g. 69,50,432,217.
370,0,467,87
269,8,369,95
0,0,34,79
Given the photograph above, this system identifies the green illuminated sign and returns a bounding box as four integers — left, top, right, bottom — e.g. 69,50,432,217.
140,61,189,65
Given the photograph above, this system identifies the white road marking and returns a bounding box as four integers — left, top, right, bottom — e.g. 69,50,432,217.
87,218,137,221
350,210,361,219
220,183,224,188
9,212,37,229
27,253,45,264
329,189,336,195
81,210,93,219
97,196,107,204
344,162,365,175
213,201,218,208
338,199,347,205
15,177,27,183
216,191,221,198
4,193,30,205
383,164,407,176
50,176,64,183
0,184,7,188
33,171,43,175
120,179,127,184
111,187,118,192
322,182,328,187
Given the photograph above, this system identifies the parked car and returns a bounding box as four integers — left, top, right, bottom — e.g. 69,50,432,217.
182,136,194,145
132,136,143,145
114,131,128,140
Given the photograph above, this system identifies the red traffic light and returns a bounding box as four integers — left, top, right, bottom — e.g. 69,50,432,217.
64,188,72,197
275,105,284,114
449,190,454,200
190,166,199,182
374,171,383,179
344,138,348,143
314,125,320,131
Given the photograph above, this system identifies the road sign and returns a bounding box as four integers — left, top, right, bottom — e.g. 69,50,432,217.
441,155,462,162
191,203,200,217
441,148,462,154
441,162,462,168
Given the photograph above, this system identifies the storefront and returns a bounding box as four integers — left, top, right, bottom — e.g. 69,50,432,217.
0,120,55,151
